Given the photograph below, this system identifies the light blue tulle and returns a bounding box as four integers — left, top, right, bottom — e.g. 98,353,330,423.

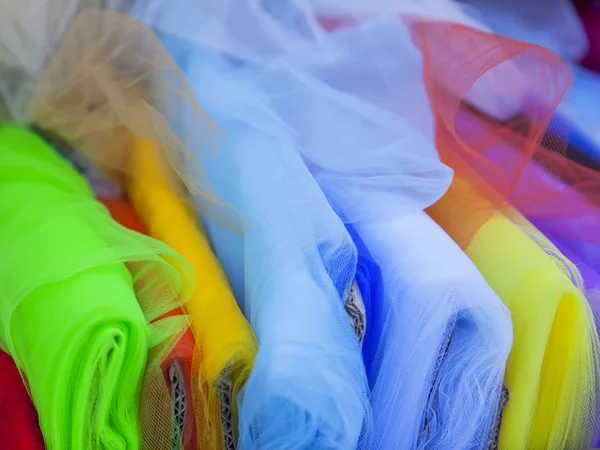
135,1,513,448
158,32,372,449
247,15,513,449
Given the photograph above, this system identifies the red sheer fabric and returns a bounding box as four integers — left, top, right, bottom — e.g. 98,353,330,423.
399,17,600,262
0,350,44,449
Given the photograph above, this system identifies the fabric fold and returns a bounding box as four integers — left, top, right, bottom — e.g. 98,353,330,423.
403,16,600,448
0,124,194,449
99,197,198,450
124,137,258,450
154,31,372,448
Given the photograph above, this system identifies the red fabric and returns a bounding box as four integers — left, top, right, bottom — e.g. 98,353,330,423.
0,350,45,449
98,196,198,449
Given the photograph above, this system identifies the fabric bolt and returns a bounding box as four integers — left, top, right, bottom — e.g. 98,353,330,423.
401,17,600,449
0,124,195,450
154,30,372,448
99,197,198,450
428,185,600,449
452,107,600,447
354,211,512,450
0,350,45,450
139,3,513,448
124,137,258,450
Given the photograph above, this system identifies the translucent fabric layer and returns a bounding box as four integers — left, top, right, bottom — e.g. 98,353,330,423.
233,15,510,450
0,350,44,449
455,0,588,62
401,16,600,449
148,5,512,448
157,33,372,449
0,124,195,449
354,211,512,449
125,137,258,450
99,197,198,450
556,65,600,162
0,3,237,229
428,184,600,448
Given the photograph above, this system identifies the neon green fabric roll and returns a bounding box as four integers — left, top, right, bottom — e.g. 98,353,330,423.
0,124,192,449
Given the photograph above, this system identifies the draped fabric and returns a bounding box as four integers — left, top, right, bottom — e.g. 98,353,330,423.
0,124,196,449
124,137,258,450
0,351,44,449
99,197,198,450
0,3,236,230
428,185,600,448
455,0,588,63
403,17,600,449
137,3,513,448
0,8,247,446
153,31,372,448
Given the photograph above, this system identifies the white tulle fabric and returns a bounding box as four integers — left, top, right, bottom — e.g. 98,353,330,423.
132,0,530,123
135,1,513,449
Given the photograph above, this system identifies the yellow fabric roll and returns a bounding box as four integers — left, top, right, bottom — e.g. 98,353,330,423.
429,178,600,449
126,138,258,449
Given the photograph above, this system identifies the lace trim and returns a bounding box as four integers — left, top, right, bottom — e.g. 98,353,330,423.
168,360,187,448
345,280,366,344
216,375,237,450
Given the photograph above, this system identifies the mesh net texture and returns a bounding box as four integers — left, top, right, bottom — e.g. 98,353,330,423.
0,124,195,449
404,17,600,449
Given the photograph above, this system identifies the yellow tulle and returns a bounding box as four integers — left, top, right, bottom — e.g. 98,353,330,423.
429,178,600,449
126,138,258,449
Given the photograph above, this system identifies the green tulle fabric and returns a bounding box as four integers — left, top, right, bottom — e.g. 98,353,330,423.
0,124,193,449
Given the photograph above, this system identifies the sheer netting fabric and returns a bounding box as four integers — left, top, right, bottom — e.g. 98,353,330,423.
454,0,588,63
152,29,373,448
556,65,600,164
0,4,253,449
179,1,600,447
99,197,199,450
125,137,258,450
236,11,511,450
320,8,600,447
0,2,237,229
136,2,513,449
0,124,196,449
401,16,600,449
